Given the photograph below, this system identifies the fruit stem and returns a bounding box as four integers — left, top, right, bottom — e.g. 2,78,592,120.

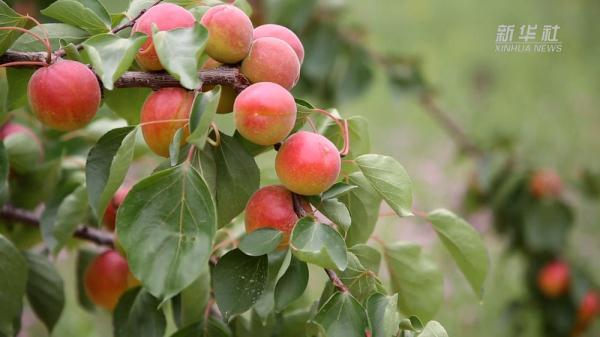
311,108,350,157
207,122,221,147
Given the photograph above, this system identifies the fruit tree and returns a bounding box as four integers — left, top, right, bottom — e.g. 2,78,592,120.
0,1,490,336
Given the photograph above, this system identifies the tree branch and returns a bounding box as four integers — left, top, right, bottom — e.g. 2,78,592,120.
291,193,349,293
0,50,251,93
0,204,114,248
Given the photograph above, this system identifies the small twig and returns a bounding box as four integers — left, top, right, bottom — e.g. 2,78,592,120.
291,193,349,293
0,204,114,248
420,92,483,158
112,0,164,34
312,108,350,157
0,27,51,65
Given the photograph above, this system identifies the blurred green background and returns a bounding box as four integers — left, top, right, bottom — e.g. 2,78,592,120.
10,0,600,336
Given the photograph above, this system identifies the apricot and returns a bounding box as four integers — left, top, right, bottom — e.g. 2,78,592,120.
578,291,600,323
0,122,44,169
200,5,253,64
241,37,301,90
233,82,297,146
275,131,341,196
132,3,195,71
28,60,101,131
537,260,570,298
253,24,304,63
84,250,133,310
529,169,563,198
245,185,311,247
140,88,194,157
103,187,130,231
201,58,237,114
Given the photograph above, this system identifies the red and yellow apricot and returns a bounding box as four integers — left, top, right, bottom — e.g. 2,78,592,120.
537,260,570,298
233,82,297,146
253,24,304,63
245,185,311,247
84,250,136,311
241,37,301,90
28,60,101,131
275,131,341,196
200,5,253,64
140,88,194,157
132,3,195,71
103,187,130,231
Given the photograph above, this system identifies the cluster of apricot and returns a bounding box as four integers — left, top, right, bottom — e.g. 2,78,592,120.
537,260,600,335
19,3,342,310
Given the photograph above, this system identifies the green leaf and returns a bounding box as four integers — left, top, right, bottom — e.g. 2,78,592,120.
399,316,424,332
209,133,259,227
239,229,283,256
213,249,268,320
170,317,232,337
383,242,443,321
0,142,7,194
86,126,137,220
311,292,369,337
153,23,208,89
417,321,448,337
233,0,253,16
0,1,32,55
41,0,111,34
24,252,65,332
0,235,27,337
290,217,348,270
104,87,151,124
11,23,89,52
349,244,381,273
322,182,358,200
366,293,400,337
274,257,309,312
117,164,217,301
310,197,351,231
253,250,291,321
5,67,34,111
355,154,413,217
179,265,210,327
338,252,386,303
83,33,148,90
113,287,166,337
50,184,89,254
187,86,221,148
169,128,185,167
523,200,573,254
2,131,43,174
340,172,382,246
427,209,489,300
9,158,61,210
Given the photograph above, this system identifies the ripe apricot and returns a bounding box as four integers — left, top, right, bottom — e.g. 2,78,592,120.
28,60,101,131
245,185,311,247
140,88,194,157
84,250,132,311
233,82,297,146
132,3,195,71
103,187,130,231
200,5,253,64
241,37,301,90
529,169,563,198
201,58,237,114
537,260,570,298
253,24,304,63
275,131,341,196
